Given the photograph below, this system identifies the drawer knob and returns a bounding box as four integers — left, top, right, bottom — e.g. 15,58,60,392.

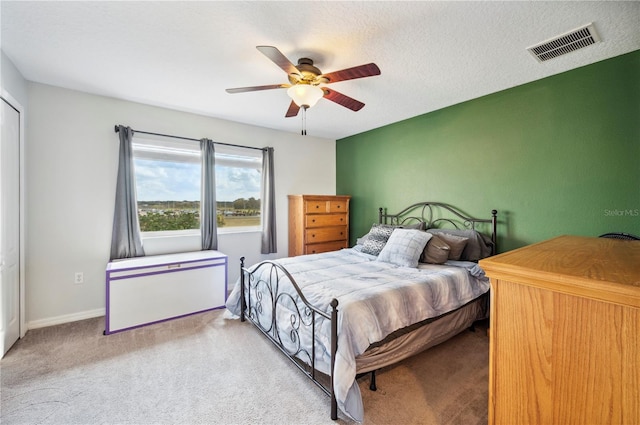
316,205,319,209
312,219,316,223
312,234,315,238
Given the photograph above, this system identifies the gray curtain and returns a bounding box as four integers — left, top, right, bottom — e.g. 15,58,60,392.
201,138,218,250
110,125,145,260
261,147,277,254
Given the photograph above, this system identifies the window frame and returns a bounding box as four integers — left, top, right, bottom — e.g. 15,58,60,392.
131,136,263,238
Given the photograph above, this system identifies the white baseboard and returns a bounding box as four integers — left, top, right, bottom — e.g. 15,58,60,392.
27,308,105,330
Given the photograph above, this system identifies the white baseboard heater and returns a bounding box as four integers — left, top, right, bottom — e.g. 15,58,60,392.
105,250,227,334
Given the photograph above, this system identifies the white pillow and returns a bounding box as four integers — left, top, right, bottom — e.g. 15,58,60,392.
376,229,432,268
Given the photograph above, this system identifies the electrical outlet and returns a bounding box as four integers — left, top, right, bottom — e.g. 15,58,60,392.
74,272,84,284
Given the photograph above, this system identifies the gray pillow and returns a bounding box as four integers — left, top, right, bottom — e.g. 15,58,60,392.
355,233,370,246
427,228,494,261
360,224,396,256
430,232,468,260
398,221,426,230
377,229,432,268
421,235,450,264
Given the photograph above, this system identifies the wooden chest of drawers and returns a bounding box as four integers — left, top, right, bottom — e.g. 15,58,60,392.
288,195,350,256
479,236,640,425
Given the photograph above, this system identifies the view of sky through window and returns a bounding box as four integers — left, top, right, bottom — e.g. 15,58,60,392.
134,159,200,201
134,159,261,202
132,141,262,231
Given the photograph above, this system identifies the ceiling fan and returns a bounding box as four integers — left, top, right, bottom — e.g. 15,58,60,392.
226,46,381,119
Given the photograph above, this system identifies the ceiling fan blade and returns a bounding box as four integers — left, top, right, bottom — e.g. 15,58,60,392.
285,101,300,118
256,45,301,77
322,88,365,111
319,63,381,84
226,84,289,94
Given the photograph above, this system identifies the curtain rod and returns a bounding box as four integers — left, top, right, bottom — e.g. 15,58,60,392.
114,125,267,152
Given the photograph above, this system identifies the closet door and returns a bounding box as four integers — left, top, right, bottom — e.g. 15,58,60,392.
1,96,21,356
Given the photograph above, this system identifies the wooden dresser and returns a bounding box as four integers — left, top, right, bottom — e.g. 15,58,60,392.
479,235,640,425
288,195,350,256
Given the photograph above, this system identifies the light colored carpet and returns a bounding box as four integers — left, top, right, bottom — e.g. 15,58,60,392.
1,309,488,424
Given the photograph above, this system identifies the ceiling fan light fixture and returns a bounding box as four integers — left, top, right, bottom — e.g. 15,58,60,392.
287,84,324,108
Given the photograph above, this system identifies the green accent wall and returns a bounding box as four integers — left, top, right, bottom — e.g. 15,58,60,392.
337,50,640,252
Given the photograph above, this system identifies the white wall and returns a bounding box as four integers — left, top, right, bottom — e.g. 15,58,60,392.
1,51,28,106
26,82,337,328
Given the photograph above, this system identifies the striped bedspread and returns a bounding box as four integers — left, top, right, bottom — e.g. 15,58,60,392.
225,248,489,422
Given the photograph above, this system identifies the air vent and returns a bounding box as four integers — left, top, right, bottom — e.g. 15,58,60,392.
527,23,600,63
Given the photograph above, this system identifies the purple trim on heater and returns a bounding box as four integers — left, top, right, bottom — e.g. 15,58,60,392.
107,256,226,273
224,261,229,301
104,253,228,335
105,269,111,334
108,262,222,281
104,305,226,335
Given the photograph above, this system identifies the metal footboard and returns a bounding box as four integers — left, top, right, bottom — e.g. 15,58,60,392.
239,257,339,420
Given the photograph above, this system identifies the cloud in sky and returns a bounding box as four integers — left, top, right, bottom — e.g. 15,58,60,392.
134,159,260,202
216,165,261,201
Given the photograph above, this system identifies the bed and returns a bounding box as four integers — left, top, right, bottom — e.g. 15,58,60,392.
225,202,498,422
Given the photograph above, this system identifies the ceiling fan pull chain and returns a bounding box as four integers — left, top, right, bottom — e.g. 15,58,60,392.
301,106,307,136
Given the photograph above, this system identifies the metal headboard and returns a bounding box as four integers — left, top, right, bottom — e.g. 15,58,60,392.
378,202,498,255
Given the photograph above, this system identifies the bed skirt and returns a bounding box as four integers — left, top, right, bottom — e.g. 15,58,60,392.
356,295,488,374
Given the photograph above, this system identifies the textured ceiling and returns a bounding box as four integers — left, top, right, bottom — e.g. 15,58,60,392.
2,1,639,140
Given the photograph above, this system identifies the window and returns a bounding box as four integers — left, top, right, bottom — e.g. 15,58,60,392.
132,137,262,236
